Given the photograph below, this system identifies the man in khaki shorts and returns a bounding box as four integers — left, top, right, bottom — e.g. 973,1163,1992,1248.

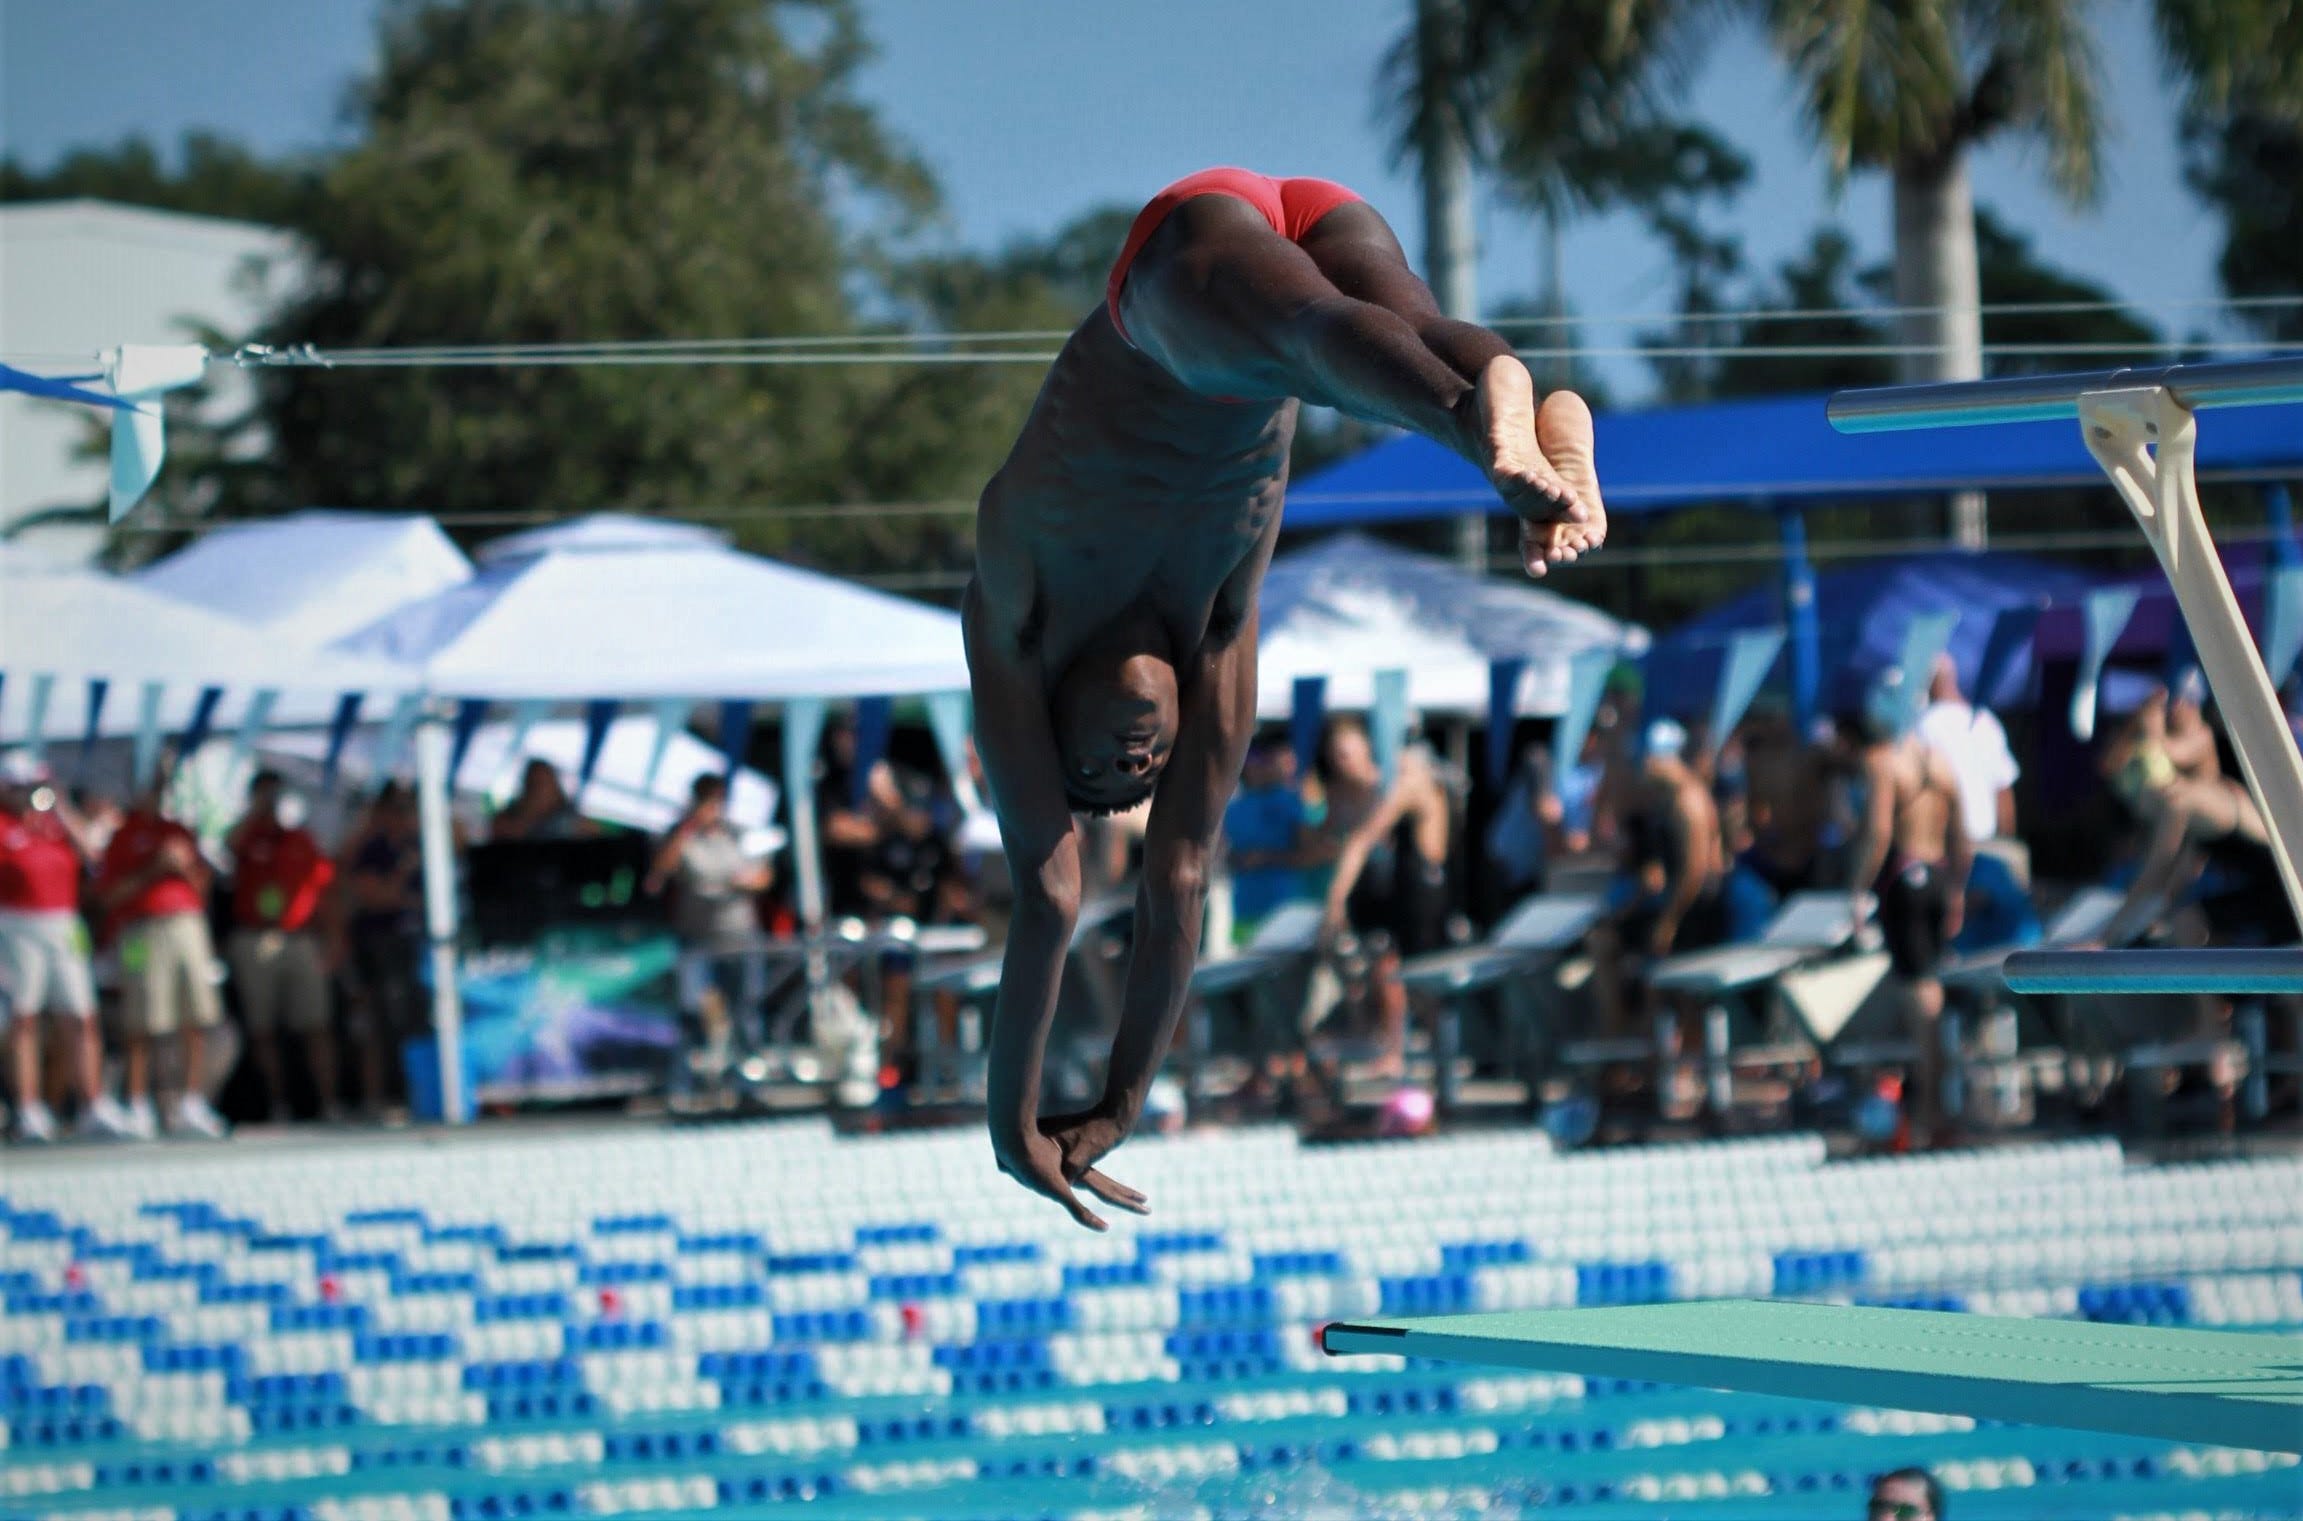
96,765,228,1138
1,753,134,1142
225,770,339,1121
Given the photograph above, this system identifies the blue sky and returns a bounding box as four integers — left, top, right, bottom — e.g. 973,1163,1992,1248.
2,0,2232,399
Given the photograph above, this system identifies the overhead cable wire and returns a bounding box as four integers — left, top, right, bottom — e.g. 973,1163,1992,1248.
6,293,2296,370
215,337,2300,369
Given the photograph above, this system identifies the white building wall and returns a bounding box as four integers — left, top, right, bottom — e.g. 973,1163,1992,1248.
0,199,303,562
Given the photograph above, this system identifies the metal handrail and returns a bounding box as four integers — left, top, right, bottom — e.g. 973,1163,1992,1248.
1827,355,2303,433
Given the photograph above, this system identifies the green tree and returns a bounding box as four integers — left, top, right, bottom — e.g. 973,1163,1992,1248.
1646,206,2166,404
845,203,1139,584
243,0,946,571
1395,0,2299,524
1,131,315,224
2185,112,2303,344
2170,0,2303,346
1965,206,2166,371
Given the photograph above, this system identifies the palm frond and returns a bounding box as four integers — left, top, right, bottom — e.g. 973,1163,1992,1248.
1766,0,1966,178
2154,0,2303,127
1480,0,1731,212
1968,0,2105,200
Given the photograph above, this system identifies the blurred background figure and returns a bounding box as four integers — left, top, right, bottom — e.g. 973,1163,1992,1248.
1318,717,1454,1080
2101,675,2280,946
815,711,882,924
1841,681,1970,1147
95,758,228,1138
1733,706,1830,934
224,769,340,1122
647,772,772,1087
1917,653,2019,846
339,782,428,1120
0,752,132,1142
489,759,597,842
1224,730,1323,945
1599,717,1728,1114
1482,738,1560,919
1867,1466,1944,1521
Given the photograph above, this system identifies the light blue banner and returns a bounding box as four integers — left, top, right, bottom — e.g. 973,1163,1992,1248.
373,693,426,780
1371,669,1410,787
2071,587,2141,741
130,681,166,789
22,673,55,762
230,688,280,770
1553,647,1616,783
925,691,973,805
1708,628,1786,758
641,700,688,794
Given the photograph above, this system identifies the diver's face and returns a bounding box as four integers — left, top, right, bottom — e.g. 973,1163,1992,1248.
1054,653,1177,811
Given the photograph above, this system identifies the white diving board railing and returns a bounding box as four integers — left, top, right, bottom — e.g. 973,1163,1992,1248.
1836,357,2303,997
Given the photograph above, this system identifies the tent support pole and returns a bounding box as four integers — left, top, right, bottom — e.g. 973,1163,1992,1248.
1775,501,1821,732
414,713,468,1124
780,699,832,1067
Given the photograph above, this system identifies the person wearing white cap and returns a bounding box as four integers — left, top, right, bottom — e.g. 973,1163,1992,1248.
0,753,135,1142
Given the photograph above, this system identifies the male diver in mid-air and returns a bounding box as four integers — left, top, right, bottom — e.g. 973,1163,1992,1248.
967,168,1608,1227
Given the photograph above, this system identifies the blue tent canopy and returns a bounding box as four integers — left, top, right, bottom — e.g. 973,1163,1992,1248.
1287,391,2303,525
1643,551,2100,720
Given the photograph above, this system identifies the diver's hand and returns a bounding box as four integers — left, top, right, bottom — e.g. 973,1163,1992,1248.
1037,1105,1148,1217
990,1115,1140,1231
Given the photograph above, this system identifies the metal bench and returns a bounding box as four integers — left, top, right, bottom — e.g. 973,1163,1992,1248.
1640,891,1865,1116
1398,892,1605,1117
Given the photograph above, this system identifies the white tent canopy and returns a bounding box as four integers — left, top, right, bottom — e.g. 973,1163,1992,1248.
335,539,969,701
477,512,730,565
132,510,473,644
320,520,975,1124
0,555,418,738
1256,532,1647,717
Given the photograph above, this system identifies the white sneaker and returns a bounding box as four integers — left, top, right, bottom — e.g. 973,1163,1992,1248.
13,1101,57,1144
120,1097,159,1140
168,1095,228,1140
77,1095,136,1140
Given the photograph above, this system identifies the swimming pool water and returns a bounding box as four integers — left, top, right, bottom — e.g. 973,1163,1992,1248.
3,1122,2298,1519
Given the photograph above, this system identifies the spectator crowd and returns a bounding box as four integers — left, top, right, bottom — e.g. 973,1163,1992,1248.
1211,652,2299,1146
0,750,446,1142
3,650,2293,1149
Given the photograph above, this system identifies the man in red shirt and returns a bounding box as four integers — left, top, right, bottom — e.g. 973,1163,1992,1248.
224,770,339,1122
0,753,133,1142
96,763,227,1139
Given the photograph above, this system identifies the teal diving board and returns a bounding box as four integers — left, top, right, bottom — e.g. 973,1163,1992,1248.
1321,1300,2303,1453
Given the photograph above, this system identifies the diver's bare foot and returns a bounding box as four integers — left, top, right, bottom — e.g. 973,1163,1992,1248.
1468,355,1585,575
1522,389,1606,578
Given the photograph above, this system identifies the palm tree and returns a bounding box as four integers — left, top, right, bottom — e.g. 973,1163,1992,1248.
1388,0,2302,542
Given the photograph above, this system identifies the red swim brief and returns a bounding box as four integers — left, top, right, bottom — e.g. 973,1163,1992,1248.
1105,167,1363,346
